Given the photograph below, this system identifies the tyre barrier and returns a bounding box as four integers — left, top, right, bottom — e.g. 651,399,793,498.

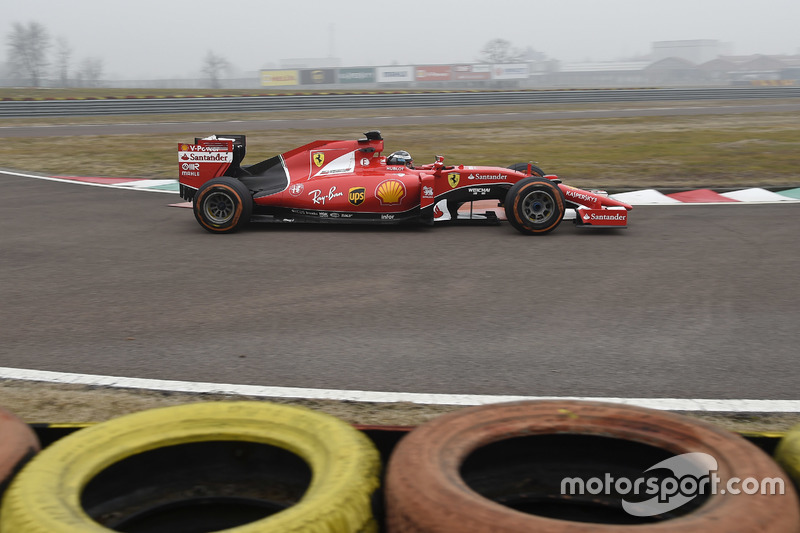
0,401,381,533
0,407,40,502
775,424,800,489
384,400,800,532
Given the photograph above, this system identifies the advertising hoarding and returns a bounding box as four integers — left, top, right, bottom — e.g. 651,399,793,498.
300,69,336,85
377,66,414,83
452,64,492,81
415,65,452,81
261,70,300,87
491,64,530,80
337,67,376,84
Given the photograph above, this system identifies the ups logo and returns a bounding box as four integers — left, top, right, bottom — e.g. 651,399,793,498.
349,187,366,206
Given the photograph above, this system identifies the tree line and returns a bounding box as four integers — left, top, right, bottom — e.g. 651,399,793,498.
4,21,232,88
5,21,104,87
4,21,532,89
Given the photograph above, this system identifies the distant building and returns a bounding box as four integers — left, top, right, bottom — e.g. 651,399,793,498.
651,40,729,64
280,58,342,69
700,54,800,84
645,57,704,85
546,61,650,87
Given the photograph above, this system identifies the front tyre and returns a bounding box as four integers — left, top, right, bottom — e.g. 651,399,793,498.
507,162,545,177
504,177,565,235
193,177,253,233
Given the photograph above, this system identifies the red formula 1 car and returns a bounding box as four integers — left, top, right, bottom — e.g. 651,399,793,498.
177,131,632,235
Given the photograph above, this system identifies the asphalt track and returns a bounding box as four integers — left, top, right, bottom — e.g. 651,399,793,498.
2,171,798,401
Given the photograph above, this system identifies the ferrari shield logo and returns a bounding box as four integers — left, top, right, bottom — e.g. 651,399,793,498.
349,187,366,206
447,173,460,188
313,152,325,167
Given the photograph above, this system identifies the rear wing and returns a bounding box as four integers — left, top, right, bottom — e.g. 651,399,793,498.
178,135,246,200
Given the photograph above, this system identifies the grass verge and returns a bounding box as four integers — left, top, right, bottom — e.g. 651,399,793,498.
1,380,798,434
1,101,799,189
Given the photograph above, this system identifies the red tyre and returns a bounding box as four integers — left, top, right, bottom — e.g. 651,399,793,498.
0,407,40,497
385,400,800,532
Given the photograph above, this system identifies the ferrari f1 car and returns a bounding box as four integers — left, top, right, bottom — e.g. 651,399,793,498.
177,131,632,235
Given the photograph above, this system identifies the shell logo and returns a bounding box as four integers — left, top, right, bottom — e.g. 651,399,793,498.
375,179,407,205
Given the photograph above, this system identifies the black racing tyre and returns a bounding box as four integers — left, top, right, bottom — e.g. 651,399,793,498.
193,177,253,233
0,407,40,499
507,162,545,177
504,177,565,235
385,400,800,533
775,424,800,489
1,401,381,533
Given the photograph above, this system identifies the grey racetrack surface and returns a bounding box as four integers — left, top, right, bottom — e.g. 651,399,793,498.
2,171,798,400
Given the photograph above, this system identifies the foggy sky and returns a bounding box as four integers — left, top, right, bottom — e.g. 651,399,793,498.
3,0,799,79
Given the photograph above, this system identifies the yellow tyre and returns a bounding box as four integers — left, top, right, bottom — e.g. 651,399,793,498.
775,424,800,488
1,401,380,532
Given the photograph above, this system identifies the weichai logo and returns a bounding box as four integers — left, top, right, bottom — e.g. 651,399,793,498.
349,187,366,206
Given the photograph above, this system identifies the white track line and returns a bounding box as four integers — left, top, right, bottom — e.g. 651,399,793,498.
1,367,798,412
6,169,800,203
1,170,176,194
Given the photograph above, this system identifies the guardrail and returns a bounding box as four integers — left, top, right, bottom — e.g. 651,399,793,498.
2,87,799,118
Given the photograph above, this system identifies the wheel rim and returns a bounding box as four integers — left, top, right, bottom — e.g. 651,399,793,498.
203,191,236,224
520,190,555,224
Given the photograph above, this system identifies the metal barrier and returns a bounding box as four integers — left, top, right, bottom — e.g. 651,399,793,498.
2,87,800,118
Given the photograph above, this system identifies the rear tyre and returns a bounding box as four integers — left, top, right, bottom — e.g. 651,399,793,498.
193,177,253,233
504,177,565,235
507,162,545,177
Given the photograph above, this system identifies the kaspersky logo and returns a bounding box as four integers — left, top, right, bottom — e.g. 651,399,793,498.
565,188,596,203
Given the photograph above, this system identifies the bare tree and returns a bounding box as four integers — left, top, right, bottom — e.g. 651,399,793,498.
54,37,72,87
478,38,523,64
6,21,51,86
77,57,104,87
202,51,230,89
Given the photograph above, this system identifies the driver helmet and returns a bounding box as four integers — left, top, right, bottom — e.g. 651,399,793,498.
387,150,413,168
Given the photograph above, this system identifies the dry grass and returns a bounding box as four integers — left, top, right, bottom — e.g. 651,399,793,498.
1,96,799,189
